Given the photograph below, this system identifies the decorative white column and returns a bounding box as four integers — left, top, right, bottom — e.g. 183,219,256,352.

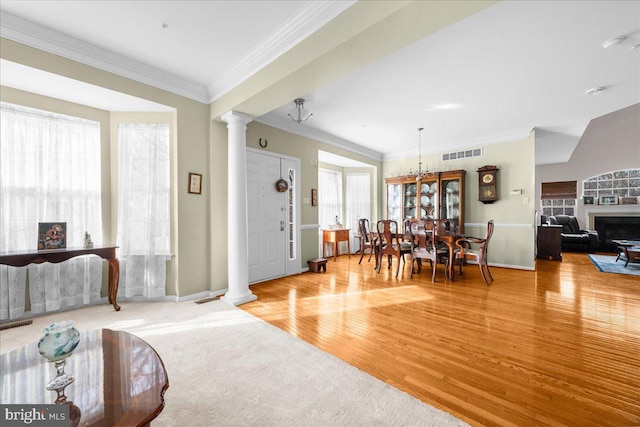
220,111,257,306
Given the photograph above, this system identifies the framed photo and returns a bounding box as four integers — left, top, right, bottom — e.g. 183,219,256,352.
188,172,202,194
582,195,595,205
598,195,618,205
38,222,66,250
311,189,318,207
620,197,638,205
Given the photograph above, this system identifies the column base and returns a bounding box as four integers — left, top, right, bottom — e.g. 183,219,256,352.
221,292,257,306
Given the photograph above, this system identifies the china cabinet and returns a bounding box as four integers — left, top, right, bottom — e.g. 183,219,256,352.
386,170,466,232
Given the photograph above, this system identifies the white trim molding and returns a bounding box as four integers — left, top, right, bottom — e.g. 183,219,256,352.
256,112,383,162
1,11,210,103
301,224,320,230
465,222,533,229
208,1,355,102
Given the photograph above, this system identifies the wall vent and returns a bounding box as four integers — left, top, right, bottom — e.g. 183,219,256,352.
442,148,482,161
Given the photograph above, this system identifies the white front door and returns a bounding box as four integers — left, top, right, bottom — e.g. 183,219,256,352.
247,149,300,283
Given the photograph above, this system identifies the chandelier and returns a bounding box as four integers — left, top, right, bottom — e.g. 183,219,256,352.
406,127,434,181
287,98,313,124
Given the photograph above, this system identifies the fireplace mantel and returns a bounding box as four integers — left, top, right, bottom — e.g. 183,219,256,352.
584,205,640,229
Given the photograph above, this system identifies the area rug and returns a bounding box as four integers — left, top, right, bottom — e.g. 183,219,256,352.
588,254,640,276
0,300,467,427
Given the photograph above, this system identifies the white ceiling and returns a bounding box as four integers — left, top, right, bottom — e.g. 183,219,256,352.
1,1,639,165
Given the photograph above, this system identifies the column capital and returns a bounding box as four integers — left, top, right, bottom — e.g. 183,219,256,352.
221,111,253,125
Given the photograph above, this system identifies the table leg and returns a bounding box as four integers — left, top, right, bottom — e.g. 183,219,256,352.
334,242,338,261
445,241,455,281
347,239,351,258
107,258,121,311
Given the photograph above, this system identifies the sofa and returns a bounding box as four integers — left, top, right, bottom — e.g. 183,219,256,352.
548,215,600,252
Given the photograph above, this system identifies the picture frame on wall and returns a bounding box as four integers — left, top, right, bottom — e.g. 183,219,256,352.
598,195,618,205
188,172,202,194
38,222,66,250
582,195,595,205
311,189,318,207
620,197,638,205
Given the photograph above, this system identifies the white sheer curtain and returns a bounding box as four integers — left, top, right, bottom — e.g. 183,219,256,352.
117,124,170,299
0,102,102,320
346,173,371,250
318,169,343,229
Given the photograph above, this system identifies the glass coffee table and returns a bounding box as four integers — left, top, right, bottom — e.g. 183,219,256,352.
1,329,168,426
612,240,640,267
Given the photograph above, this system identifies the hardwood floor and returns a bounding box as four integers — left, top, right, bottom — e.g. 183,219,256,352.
242,253,640,427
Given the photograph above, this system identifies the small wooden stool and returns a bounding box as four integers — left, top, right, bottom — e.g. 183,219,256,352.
308,258,327,273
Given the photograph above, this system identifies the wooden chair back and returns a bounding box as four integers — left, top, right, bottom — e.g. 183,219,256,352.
455,220,495,285
376,219,411,277
358,218,376,264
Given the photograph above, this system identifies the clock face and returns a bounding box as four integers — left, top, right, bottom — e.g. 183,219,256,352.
482,173,494,184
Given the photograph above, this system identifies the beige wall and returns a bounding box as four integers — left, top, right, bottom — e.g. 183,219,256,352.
2,34,537,305
245,122,382,266
1,38,212,298
383,133,537,270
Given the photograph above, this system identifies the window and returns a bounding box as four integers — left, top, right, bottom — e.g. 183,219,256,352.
582,169,640,199
116,124,170,298
346,173,371,236
0,102,102,319
318,169,343,229
541,181,577,216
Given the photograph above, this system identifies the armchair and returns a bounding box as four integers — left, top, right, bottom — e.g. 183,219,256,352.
548,215,600,252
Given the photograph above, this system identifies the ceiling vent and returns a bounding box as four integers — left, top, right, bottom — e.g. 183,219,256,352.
442,148,482,161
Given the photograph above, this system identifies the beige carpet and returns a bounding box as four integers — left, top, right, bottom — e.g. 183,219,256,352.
0,300,468,426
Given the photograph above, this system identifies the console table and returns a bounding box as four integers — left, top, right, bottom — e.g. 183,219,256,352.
0,245,121,311
322,229,351,261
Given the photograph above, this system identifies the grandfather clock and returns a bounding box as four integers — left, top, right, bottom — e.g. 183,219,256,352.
478,165,498,204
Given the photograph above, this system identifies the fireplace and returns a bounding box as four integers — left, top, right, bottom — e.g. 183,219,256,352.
594,216,640,252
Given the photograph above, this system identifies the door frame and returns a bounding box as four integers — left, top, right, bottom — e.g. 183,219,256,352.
246,147,301,282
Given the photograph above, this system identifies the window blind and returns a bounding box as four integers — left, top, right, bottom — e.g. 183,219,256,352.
541,181,577,199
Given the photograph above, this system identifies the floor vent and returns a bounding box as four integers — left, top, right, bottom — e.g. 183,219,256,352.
194,297,218,305
0,319,33,331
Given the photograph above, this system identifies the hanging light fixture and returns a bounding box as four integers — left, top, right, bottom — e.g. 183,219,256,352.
287,98,313,124
406,127,433,181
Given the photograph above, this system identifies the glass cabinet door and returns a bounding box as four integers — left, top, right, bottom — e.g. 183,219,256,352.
419,179,437,219
441,178,461,222
387,183,401,224
403,182,418,219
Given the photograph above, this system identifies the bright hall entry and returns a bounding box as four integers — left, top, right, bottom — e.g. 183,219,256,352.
247,149,300,284
317,150,377,258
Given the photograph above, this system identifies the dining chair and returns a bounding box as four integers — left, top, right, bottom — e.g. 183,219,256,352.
358,218,376,265
376,219,412,278
409,219,449,282
454,220,495,285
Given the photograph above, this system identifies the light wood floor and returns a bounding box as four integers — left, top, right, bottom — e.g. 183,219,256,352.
242,252,640,427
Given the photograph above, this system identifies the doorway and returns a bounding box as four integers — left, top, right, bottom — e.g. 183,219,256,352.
246,148,300,283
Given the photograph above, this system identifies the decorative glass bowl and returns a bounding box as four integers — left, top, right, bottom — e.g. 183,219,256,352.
37,321,80,391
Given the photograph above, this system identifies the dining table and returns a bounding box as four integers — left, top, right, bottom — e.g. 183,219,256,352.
372,220,463,281
434,230,464,280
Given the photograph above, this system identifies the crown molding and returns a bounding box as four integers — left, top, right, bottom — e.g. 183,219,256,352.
0,11,210,103
207,1,355,102
256,111,383,163
382,128,534,161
